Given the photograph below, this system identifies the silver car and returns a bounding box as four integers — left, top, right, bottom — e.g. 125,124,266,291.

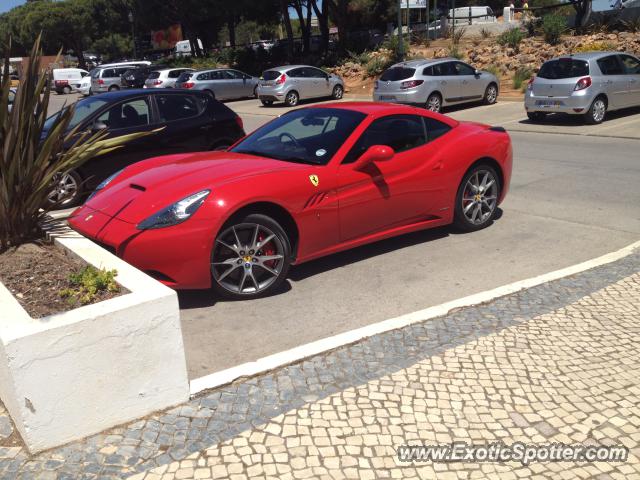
373,59,499,112
144,68,195,88
256,65,345,107
90,63,150,93
174,68,259,100
525,52,640,124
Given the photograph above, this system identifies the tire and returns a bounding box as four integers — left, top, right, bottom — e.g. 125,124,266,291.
108,85,119,92
284,90,299,107
332,84,344,100
453,164,501,232
204,89,215,99
584,96,607,125
47,170,83,208
261,99,274,107
211,213,292,299
426,92,442,113
62,85,72,95
483,83,498,105
527,112,546,122
253,86,258,98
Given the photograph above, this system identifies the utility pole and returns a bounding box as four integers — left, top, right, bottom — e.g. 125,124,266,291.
397,0,404,60
128,11,137,59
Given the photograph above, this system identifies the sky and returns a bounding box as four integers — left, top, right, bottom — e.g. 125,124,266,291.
0,0,25,14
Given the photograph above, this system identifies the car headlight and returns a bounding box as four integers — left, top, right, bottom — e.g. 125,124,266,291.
137,190,210,230
87,169,124,201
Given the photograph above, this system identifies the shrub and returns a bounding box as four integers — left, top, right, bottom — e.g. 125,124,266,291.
365,55,394,77
542,14,566,45
381,34,409,58
479,27,492,39
485,64,501,78
59,266,119,305
447,45,464,60
451,26,467,45
0,37,150,251
522,17,541,37
497,28,525,51
573,41,615,53
512,67,533,90
621,17,640,33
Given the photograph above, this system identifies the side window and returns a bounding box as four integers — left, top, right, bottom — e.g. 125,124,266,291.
156,95,201,122
196,72,210,81
424,117,451,142
288,68,305,78
422,66,433,76
432,62,455,76
619,55,640,74
116,67,130,76
597,56,623,75
210,71,224,80
102,69,116,78
96,98,151,129
343,115,426,163
454,62,475,76
8,91,15,104
168,70,181,78
308,68,327,79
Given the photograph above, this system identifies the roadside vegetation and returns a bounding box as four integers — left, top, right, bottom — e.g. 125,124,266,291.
59,266,119,306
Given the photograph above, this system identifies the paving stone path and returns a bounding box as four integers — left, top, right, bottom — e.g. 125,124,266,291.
1,249,639,479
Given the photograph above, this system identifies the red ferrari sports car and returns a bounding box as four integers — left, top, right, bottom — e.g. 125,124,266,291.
69,102,512,299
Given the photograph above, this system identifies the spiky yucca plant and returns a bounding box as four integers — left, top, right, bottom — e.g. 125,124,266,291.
0,36,150,251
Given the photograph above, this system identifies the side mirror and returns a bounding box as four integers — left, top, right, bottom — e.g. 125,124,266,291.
353,145,395,170
474,69,481,77
92,121,108,132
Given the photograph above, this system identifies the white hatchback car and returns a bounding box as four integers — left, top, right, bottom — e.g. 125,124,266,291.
144,68,195,89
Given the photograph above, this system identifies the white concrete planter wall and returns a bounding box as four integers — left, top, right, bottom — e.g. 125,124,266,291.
0,232,190,453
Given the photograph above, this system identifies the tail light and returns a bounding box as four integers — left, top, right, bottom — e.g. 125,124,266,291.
400,80,424,89
98,79,104,85
527,77,534,91
275,73,287,85
574,76,592,91
235,115,244,131
54,80,69,87
182,82,195,89
153,80,162,86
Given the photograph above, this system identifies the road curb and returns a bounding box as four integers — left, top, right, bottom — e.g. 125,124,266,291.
189,239,640,396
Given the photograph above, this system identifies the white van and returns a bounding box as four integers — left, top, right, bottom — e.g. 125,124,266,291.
53,68,90,94
449,6,496,24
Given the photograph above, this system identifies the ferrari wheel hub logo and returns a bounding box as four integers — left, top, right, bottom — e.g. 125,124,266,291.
243,255,252,262
309,174,319,187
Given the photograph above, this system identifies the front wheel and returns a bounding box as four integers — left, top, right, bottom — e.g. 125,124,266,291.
584,97,606,125
108,85,119,92
211,214,292,299
453,165,501,232
483,83,498,105
332,84,344,100
426,93,442,113
47,171,83,208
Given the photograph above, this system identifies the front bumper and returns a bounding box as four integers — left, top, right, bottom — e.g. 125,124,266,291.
69,205,219,290
524,90,595,115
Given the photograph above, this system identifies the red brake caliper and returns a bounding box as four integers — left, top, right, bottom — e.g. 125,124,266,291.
257,233,277,268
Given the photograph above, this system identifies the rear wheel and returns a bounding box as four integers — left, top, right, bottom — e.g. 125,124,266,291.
483,83,498,105
332,84,344,100
284,90,299,107
453,165,500,232
426,92,442,113
527,112,546,123
584,96,606,125
211,214,292,299
204,89,215,99
261,99,274,107
62,85,72,95
108,85,119,92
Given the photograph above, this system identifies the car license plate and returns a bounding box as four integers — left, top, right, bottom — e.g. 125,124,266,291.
379,95,396,101
536,99,562,107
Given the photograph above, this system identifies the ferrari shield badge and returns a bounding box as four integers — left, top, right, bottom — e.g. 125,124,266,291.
309,174,319,187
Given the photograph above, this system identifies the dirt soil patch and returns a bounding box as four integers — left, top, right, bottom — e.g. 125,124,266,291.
0,242,123,318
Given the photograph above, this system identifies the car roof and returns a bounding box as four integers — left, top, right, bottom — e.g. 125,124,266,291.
389,58,460,69
85,88,209,100
266,65,319,71
547,51,620,62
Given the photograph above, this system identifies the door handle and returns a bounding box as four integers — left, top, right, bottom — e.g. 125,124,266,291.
462,80,468,84
606,80,613,84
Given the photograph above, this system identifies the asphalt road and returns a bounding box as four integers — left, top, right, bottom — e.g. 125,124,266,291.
180,99,640,379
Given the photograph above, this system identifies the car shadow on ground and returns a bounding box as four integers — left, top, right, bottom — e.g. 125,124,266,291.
518,105,640,127
178,224,452,309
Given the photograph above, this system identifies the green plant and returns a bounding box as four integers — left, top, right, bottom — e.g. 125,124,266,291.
573,41,615,53
497,28,525,51
542,14,566,45
451,26,467,45
485,64,501,78
0,36,153,252
382,34,409,59
59,266,119,305
365,55,393,77
447,44,463,60
479,27,492,39
621,17,640,33
512,67,533,89
522,17,541,37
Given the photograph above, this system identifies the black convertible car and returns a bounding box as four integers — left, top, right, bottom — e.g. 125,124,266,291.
45,89,245,207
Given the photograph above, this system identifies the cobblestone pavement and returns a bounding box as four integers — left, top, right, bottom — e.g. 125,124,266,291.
0,249,639,479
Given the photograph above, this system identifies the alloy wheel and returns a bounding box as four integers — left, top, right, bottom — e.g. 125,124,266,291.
48,172,79,206
333,85,344,99
592,99,606,123
427,94,441,112
212,223,285,295
485,85,497,104
285,91,299,106
461,169,498,226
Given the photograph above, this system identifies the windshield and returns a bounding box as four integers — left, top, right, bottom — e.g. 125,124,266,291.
231,108,366,165
538,59,589,79
380,67,416,81
44,97,109,132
